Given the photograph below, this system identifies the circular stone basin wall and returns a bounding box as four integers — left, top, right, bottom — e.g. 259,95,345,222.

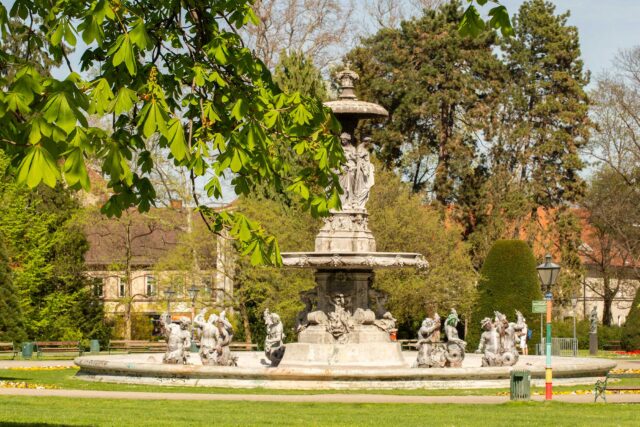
74,352,615,390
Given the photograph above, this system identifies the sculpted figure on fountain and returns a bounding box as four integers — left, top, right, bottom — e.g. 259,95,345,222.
192,309,238,367
476,312,519,367
161,314,191,364
263,309,285,366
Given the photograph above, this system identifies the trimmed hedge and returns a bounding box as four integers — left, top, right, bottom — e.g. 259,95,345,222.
622,287,640,351
467,240,542,349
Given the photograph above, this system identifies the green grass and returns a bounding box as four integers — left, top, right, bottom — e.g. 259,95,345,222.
0,396,637,426
3,368,639,397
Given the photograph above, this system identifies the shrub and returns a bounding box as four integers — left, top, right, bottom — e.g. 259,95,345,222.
622,288,640,351
0,236,26,343
467,240,543,350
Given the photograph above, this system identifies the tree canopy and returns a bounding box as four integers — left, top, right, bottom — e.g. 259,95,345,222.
0,0,345,266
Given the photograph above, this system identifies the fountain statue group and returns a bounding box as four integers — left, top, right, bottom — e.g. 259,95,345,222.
296,293,397,344
414,309,466,368
160,309,238,366
475,310,527,367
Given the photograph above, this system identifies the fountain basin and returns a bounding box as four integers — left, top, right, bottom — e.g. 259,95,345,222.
74,353,615,390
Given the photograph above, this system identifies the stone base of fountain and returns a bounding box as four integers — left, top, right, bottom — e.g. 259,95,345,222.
74,353,616,390
279,342,405,368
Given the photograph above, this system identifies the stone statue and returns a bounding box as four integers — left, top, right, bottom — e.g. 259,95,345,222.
415,313,447,368
193,308,220,366
327,293,354,343
444,309,461,342
337,133,375,211
296,290,317,333
494,311,519,366
161,314,191,364
338,133,358,209
353,141,374,209
514,310,528,355
475,312,519,367
476,317,501,367
373,311,397,334
590,306,598,334
214,310,238,366
263,309,285,366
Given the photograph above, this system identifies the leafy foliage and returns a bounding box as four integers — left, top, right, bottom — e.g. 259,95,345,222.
273,51,327,101
459,1,513,38
467,240,542,349
0,0,344,266
0,149,108,341
622,287,640,351
369,167,477,338
0,235,26,343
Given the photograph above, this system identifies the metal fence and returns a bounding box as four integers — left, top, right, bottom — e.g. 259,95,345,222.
535,337,578,357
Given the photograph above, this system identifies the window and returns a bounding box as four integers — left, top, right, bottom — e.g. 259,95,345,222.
91,277,104,297
118,278,126,297
145,275,156,297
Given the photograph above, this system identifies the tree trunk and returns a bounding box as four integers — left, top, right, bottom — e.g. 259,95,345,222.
602,278,615,326
239,302,253,344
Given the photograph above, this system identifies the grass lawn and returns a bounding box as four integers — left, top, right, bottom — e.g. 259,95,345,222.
0,396,638,426
3,367,640,397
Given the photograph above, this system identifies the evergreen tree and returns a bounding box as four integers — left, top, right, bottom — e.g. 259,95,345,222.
0,149,108,341
346,0,504,200
622,288,640,351
0,236,26,343
273,50,327,101
493,0,590,226
467,240,542,349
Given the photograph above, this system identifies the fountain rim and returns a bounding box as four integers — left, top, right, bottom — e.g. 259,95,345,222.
280,251,428,270
323,99,388,118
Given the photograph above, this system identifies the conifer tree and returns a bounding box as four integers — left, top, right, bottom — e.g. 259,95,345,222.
467,240,542,349
273,50,327,101
0,236,26,343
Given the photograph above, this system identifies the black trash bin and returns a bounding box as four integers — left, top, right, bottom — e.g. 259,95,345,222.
510,370,531,401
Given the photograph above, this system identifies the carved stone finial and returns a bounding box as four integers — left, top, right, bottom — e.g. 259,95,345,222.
336,65,359,100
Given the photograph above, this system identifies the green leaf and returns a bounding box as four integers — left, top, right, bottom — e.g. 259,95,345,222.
108,34,136,75
110,87,137,115
42,92,78,133
230,147,245,172
488,5,513,37
16,146,61,188
290,104,313,125
231,98,247,121
64,148,90,190
5,91,31,113
90,78,115,115
166,118,188,160
459,5,485,38
138,100,168,138
264,110,279,128
130,19,153,50
287,180,310,200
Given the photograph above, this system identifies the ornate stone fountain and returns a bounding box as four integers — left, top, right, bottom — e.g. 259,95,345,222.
278,67,428,368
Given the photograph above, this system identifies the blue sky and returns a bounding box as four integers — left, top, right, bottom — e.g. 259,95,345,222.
506,0,640,82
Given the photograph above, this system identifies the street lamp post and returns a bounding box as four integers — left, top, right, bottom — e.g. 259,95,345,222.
571,294,578,356
164,287,176,314
536,254,561,401
187,285,200,353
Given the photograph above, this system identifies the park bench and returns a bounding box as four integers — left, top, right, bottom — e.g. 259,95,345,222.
398,339,419,350
0,342,17,359
35,341,83,357
594,371,640,402
108,340,167,354
602,340,622,351
229,342,259,351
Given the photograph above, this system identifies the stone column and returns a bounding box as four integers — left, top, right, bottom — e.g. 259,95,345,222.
589,332,598,355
